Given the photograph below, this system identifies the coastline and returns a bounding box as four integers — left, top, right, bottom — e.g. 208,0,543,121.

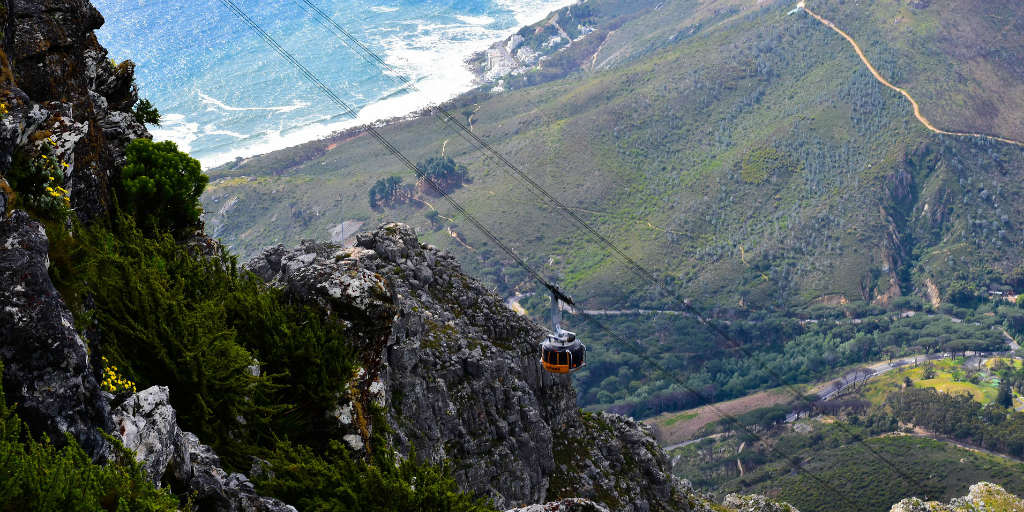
206,27,505,174
190,1,577,171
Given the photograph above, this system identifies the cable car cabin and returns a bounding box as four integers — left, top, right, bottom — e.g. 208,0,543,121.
541,335,586,374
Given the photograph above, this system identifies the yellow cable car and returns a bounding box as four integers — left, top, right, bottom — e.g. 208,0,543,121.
540,287,586,374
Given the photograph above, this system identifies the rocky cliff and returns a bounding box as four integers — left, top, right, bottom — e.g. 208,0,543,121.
1,0,148,221
244,224,707,511
0,0,148,461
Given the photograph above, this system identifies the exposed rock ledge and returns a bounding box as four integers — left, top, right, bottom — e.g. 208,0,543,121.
244,223,799,512
112,385,295,512
890,482,1024,511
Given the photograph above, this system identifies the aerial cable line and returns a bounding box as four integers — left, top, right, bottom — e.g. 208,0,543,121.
216,1,863,505
218,0,931,501
281,0,934,497
216,0,555,299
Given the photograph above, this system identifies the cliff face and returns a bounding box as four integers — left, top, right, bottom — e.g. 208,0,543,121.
0,0,148,460
1,0,148,222
246,224,707,511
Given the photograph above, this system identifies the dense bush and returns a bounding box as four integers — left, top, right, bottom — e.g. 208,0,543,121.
60,213,362,468
888,387,1024,458
368,175,406,208
416,156,468,190
255,439,495,512
119,139,207,236
575,303,1010,417
79,218,275,468
5,138,71,221
132,98,162,126
0,364,179,512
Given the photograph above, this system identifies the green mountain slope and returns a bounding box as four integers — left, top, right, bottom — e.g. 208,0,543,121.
202,0,1024,311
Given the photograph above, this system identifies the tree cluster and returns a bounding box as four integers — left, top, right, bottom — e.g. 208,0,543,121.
887,387,1024,458
368,175,407,209
416,156,468,191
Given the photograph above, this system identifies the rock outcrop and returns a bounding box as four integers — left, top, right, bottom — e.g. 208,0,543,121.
0,210,112,459
111,385,296,512
506,499,611,512
890,482,1024,511
722,494,799,512
245,223,715,511
0,0,152,464
2,0,150,222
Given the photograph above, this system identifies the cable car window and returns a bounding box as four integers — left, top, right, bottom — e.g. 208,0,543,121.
558,352,567,366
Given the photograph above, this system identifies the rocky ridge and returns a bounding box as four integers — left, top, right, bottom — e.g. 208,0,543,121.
890,482,1024,512
245,223,731,511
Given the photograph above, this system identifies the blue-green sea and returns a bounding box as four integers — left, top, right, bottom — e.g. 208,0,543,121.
92,0,575,168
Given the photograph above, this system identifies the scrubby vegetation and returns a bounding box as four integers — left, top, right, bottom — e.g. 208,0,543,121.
570,298,1017,417
0,365,180,512
255,437,494,512
670,407,1024,512
119,139,207,236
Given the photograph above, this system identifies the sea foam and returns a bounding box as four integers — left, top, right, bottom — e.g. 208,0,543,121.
93,0,577,169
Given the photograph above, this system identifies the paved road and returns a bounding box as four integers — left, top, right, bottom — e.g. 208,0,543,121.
663,433,726,452
786,353,947,422
1002,329,1021,351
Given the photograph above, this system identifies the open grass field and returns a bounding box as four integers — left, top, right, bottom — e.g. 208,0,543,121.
647,388,794,445
860,357,1006,405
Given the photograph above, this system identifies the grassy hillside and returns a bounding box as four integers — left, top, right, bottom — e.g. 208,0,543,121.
201,0,1024,314
669,417,1024,512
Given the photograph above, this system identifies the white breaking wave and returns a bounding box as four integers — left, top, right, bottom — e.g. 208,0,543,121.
493,0,577,26
197,91,309,113
203,124,249,139
151,113,199,153
456,14,497,26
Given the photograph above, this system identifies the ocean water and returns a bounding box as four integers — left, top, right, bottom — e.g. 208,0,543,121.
92,0,576,169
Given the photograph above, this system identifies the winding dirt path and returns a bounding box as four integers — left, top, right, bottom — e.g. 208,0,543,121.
801,2,1024,148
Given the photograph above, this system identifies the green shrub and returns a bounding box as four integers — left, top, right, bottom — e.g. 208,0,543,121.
132,99,161,126
5,138,71,221
57,213,360,468
0,363,180,512
119,139,206,236
254,440,495,512
81,219,274,469
416,156,468,188
219,275,356,446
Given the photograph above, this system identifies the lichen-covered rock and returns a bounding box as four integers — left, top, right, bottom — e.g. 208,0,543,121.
549,412,709,511
0,210,112,459
723,494,799,512
4,0,151,222
248,223,720,511
506,498,611,512
112,385,296,512
890,482,1024,512
111,386,179,483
